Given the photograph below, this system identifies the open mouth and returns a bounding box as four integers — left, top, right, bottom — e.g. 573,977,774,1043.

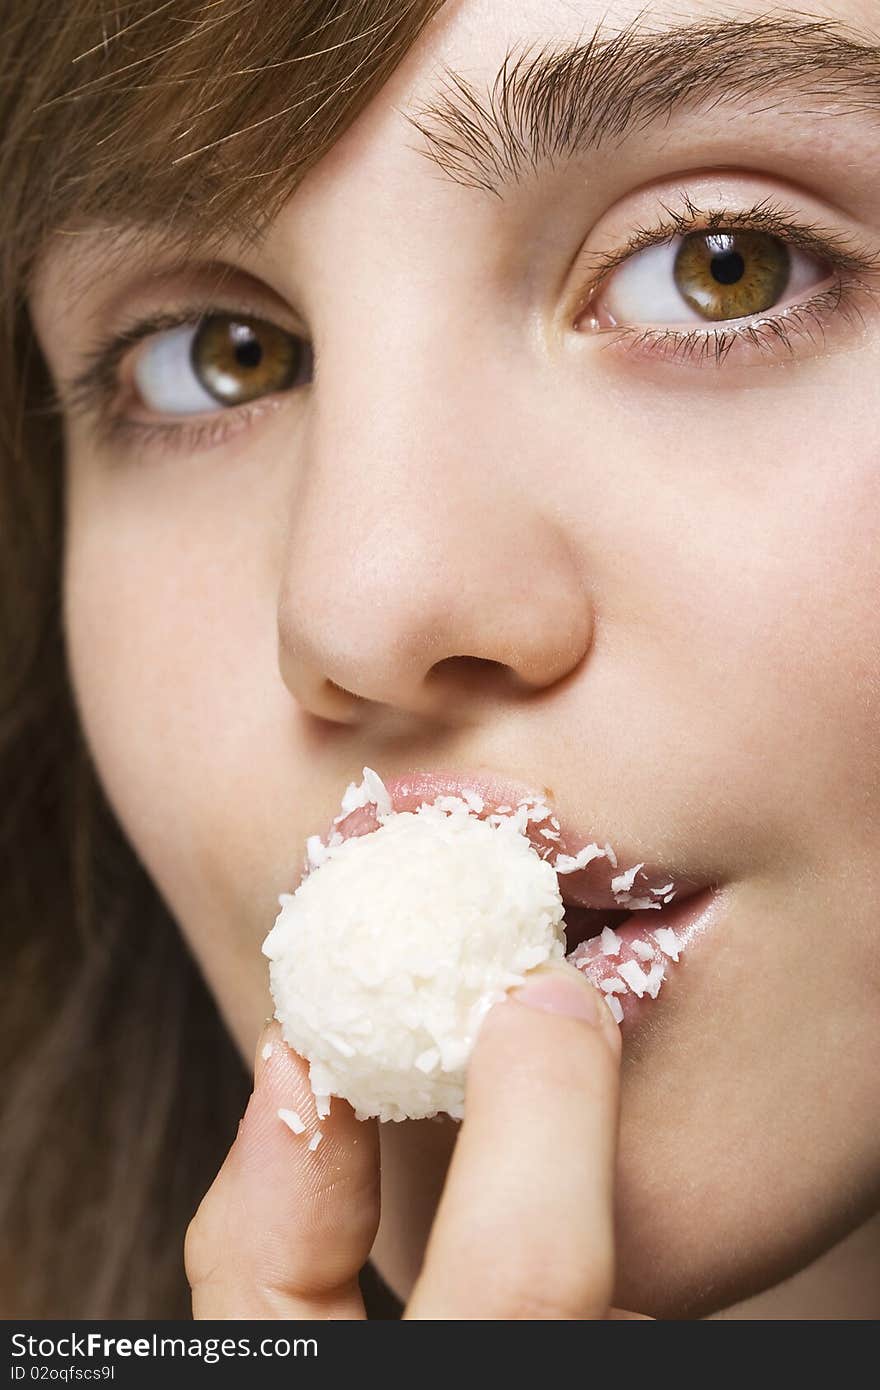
306,766,723,1025
561,904,633,955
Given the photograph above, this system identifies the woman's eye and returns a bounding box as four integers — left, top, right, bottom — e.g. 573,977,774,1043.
131,313,310,415
590,229,831,329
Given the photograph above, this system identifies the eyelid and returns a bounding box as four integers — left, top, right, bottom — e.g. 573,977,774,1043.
58,299,308,422
568,193,880,326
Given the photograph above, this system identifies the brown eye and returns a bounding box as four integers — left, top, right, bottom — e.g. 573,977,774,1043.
191,314,306,405
673,230,791,321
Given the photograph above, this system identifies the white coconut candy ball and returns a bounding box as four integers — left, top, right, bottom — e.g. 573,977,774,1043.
262,788,566,1122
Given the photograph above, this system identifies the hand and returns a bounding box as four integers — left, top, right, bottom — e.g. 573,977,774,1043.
184,963,649,1319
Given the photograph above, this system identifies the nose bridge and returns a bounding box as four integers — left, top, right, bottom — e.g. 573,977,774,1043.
275,271,594,720
278,329,495,661
312,299,492,510
290,273,514,566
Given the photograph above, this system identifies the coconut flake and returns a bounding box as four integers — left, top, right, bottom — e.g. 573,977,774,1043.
415,1048,440,1074
495,804,512,814
306,835,331,870
314,1093,331,1119
615,894,661,910
618,960,652,998
642,962,666,999
461,789,485,814
261,1042,274,1061
606,995,624,1024
336,778,371,819
362,766,393,817
555,843,607,874
651,881,675,896
611,863,646,894
631,938,655,961
324,1031,356,1058
307,1130,324,1152
277,1108,306,1135
600,926,622,956
651,927,681,962
600,977,627,994
539,827,561,840
604,842,619,869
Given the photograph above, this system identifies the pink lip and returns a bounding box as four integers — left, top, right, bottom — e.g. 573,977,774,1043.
568,884,725,1025
313,766,707,910
300,766,721,1026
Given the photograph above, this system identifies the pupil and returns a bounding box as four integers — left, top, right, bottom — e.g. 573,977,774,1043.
234,335,262,369
710,251,746,286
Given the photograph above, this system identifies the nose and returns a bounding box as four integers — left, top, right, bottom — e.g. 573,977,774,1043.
277,338,595,725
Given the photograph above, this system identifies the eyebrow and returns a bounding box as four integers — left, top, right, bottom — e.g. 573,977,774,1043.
403,14,880,197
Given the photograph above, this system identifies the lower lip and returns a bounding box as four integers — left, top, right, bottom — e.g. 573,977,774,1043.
567,885,723,1026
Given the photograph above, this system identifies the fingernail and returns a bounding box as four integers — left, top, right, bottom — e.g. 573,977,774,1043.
513,968,601,1024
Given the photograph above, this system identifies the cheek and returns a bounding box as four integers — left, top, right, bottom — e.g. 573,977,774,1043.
604,363,880,860
62,447,305,1038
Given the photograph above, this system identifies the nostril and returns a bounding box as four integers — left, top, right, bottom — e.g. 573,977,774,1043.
426,655,519,693
326,678,361,700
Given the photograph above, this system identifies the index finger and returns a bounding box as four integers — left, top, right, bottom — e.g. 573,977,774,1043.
185,1020,380,1319
405,964,622,1320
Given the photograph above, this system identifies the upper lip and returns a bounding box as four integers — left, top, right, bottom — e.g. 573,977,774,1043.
321,766,710,913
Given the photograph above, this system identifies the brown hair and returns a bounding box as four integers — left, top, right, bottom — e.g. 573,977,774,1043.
0,0,444,1318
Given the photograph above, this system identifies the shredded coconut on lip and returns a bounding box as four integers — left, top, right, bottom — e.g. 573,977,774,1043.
265,767,688,1123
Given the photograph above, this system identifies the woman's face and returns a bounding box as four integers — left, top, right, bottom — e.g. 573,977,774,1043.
30,0,880,1316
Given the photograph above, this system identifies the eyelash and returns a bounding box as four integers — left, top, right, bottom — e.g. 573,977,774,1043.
61,196,880,455
61,309,304,455
576,195,880,367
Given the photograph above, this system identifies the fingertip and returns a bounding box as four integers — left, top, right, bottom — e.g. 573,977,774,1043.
253,1014,282,1077
500,960,622,1056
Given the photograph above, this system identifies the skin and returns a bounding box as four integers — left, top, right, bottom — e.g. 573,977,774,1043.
29,0,880,1318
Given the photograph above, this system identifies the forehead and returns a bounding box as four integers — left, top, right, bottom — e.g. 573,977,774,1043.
29,0,880,312
307,0,879,173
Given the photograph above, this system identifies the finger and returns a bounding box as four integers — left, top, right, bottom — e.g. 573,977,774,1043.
405,964,622,1320
185,1019,380,1319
